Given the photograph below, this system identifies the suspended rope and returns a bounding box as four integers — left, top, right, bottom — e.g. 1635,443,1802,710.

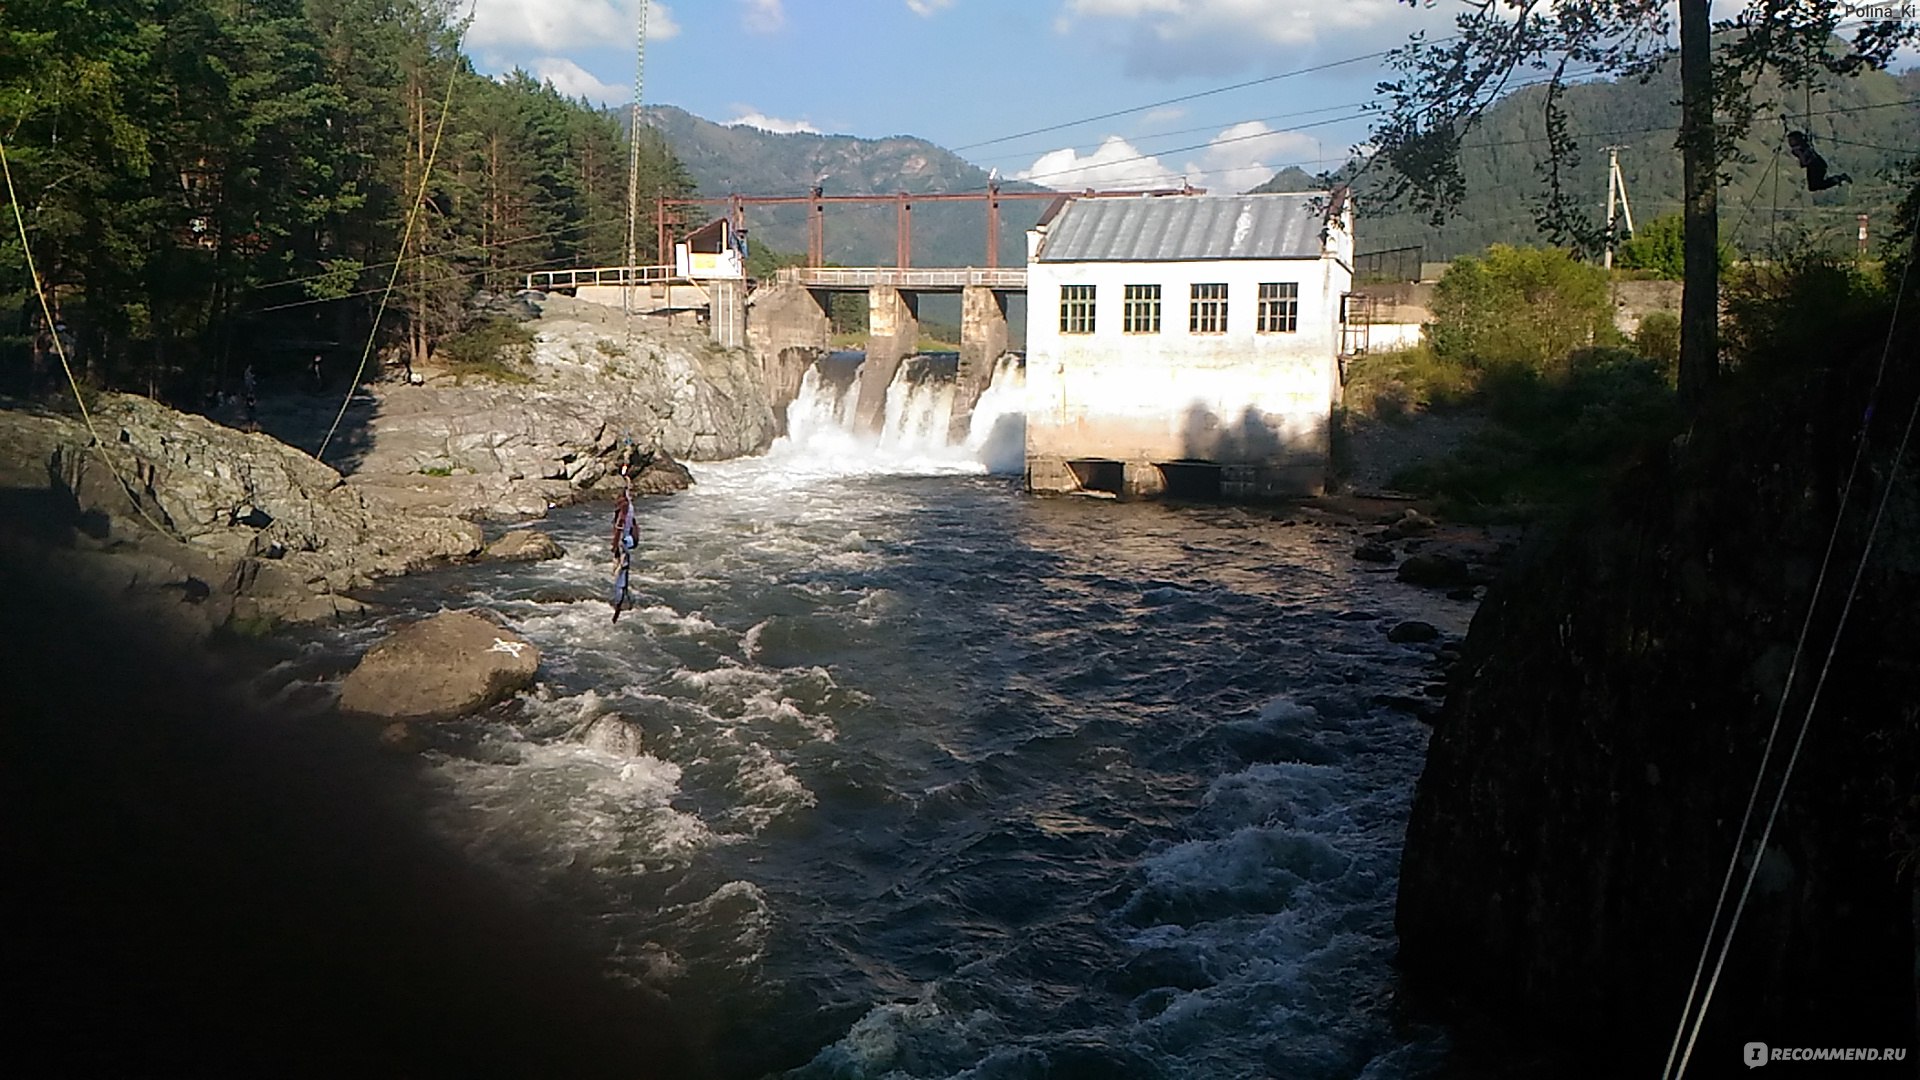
1663,239,1918,1080
315,1,475,464
1723,140,1783,253
622,0,649,349
1,137,180,540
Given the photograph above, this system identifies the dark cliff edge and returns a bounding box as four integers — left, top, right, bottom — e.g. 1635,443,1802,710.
0,491,701,1077
1396,260,1920,1076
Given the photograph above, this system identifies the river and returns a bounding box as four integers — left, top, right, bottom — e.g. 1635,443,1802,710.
302,354,1463,1078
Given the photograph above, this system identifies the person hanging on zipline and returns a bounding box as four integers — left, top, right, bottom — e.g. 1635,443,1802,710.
609,459,639,622
1786,130,1850,192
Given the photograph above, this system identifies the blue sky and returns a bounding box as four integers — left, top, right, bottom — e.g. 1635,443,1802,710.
464,2,1905,193
465,0,1464,192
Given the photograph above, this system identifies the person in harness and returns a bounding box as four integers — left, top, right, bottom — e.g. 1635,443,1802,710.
1786,130,1850,192
608,445,651,622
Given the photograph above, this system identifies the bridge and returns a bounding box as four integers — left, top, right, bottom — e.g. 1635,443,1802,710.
774,266,1026,291
525,185,1201,437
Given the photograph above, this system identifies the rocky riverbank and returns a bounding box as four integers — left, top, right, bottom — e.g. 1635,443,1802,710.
0,298,764,641
258,294,774,521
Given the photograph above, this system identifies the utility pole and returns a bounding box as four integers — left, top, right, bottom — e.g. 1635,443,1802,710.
1602,146,1635,270
624,0,650,317
1857,214,1869,261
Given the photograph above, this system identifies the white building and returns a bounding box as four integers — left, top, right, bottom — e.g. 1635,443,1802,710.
1023,191,1354,499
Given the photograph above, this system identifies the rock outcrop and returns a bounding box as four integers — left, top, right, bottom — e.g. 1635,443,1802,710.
280,294,773,519
337,611,539,721
0,395,485,636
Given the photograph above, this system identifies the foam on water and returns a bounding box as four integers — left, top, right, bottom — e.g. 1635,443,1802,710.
304,370,1463,1077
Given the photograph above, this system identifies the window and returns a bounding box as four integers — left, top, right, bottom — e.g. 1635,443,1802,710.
1059,284,1096,334
1189,282,1228,334
1122,284,1161,334
1258,282,1299,333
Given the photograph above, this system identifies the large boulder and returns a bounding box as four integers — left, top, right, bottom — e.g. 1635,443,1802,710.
484,529,565,562
337,611,540,721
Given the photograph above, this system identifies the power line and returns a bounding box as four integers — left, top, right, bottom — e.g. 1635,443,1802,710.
968,65,1611,175
948,44,1433,155
250,220,606,294
254,252,582,314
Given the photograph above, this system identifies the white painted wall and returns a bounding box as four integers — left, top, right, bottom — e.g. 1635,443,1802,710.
1024,251,1350,473
1365,323,1426,352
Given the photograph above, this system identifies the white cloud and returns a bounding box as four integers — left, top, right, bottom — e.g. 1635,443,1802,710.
1018,121,1330,193
1017,135,1183,190
907,0,955,13
742,0,786,33
1140,105,1189,126
469,0,679,52
729,110,821,135
530,57,628,104
1181,120,1324,192
1058,0,1442,78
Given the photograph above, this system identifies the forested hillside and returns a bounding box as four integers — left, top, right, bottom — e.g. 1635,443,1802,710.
1257,52,1919,261
1,0,691,396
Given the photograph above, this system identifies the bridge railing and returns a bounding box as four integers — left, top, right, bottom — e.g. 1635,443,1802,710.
775,266,1027,290
524,265,678,291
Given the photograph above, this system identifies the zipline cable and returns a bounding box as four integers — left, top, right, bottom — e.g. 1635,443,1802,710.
1,137,181,540
1665,231,1918,1080
316,0,476,464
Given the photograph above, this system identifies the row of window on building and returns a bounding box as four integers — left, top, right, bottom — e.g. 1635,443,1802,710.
1058,282,1300,336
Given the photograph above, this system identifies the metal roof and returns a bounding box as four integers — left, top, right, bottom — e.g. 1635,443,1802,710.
1035,193,1330,263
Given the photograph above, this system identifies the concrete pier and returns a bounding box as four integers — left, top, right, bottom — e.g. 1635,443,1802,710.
746,283,831,434
855,286,919,433
952,286,1009,439
708,279,747,350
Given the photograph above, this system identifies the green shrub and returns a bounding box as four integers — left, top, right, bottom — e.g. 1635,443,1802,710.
1429,245,1617,374
1632,310,1681,374
1614,214,1735,281
439,319,536,382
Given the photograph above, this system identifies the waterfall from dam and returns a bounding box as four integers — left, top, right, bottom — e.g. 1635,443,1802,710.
774,352,1027,475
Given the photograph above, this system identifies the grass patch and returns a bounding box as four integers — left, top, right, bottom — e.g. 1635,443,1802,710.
1343,343,1481,421
418,465,454,477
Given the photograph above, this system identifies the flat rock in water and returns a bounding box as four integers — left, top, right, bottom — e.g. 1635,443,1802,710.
485,529,565,562
337,610,539,721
